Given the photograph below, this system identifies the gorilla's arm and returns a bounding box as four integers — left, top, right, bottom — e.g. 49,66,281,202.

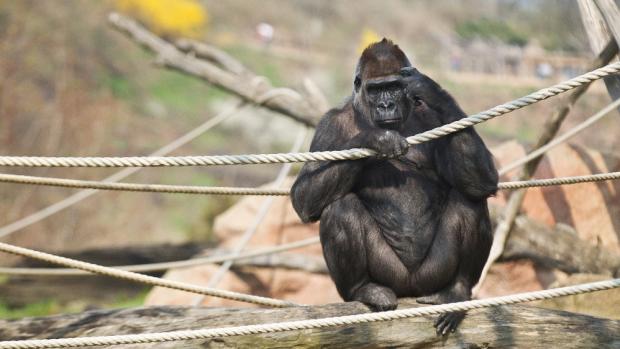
291,101,408,222
432,92,498,200
405,71,498,200
291,104,366,223
435,128,498,200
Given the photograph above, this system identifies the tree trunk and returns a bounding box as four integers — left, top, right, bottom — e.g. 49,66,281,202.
1,299,619,348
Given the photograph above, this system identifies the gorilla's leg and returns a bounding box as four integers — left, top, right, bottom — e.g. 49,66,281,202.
415,190,493,335
320,193,398,311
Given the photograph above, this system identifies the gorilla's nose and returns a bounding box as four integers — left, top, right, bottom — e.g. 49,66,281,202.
378,101,395,112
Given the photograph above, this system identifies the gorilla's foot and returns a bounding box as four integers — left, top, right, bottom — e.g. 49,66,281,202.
434,311,465,336
415,292,445,305
416,282,469,305
416,286,469,335
354,283,397,311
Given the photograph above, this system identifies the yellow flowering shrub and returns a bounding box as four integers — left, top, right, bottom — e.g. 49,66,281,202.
357,28,382,53
116,0,207,38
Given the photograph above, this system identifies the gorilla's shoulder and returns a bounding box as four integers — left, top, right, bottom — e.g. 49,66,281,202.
319,96,354,124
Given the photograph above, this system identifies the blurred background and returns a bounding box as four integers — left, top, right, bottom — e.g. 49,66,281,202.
0,0,618,319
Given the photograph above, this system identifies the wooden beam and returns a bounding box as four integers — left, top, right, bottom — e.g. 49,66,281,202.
1,300,619,348
578,0,620,102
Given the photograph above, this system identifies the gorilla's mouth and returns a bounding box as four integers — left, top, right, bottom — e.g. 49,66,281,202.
377,118,402,129
378,118,401,125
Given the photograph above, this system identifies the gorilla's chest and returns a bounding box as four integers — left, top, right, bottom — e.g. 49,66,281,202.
356,145,442,192
354,148,448,232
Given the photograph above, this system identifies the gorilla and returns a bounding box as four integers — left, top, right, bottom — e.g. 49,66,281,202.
291,39,498,335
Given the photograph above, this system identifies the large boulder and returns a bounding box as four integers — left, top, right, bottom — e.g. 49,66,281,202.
491,140,620,250
146,178,341,307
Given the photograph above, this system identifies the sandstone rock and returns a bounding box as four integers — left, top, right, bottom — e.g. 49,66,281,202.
479,141,620,299
146,178,339,307
492,141,620,250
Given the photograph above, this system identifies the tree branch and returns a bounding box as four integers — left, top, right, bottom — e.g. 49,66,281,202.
175,38,250,76
108,13,321,127
491,205,620,277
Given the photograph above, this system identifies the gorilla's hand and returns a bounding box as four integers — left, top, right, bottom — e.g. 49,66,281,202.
401,66,462,127
365,130,409,158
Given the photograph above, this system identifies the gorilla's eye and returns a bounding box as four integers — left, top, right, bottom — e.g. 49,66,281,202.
400,67,417,77
354,76,361,91
412,97,425,108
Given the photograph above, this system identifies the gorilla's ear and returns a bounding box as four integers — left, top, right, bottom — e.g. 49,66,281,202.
400,67,417,77
354,75,362,93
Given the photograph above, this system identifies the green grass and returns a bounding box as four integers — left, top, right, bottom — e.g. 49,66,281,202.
0,290,150,320
99,65,231,121
456,18,528,47
107,289,149,309
0,300,61,319
193,128,233,150
148,71,214,113
100,74,136,100
224,45,284,86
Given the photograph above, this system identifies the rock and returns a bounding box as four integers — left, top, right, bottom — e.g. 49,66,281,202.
476,260,546,298
492,141,620,250
479,141,620,302
145,264,340,307
146,178,340,307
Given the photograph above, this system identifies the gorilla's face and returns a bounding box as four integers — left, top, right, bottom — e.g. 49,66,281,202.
356,75,408,130
352,38,413,131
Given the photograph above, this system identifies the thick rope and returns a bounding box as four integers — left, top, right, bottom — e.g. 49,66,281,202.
0,278,618,348
0,237,320,276
0,173,290,195
497,171,620,189
499,97,620,175
0,103,244,239
1,62,619,168
3,171,620,195
0,149,374,167
0,242,297,308
1,171,619,278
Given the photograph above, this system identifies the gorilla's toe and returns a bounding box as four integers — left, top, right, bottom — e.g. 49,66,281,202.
434,311,465,336
354,283,398,312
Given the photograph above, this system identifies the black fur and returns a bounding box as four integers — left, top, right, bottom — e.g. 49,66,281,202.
291,40,498,335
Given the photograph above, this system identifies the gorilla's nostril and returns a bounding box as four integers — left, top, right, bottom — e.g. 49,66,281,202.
378,101,395,111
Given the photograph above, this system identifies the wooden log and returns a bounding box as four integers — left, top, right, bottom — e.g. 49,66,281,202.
0,300,619,348
491,205,620,277
15,243,204,269
175,38,251,76
0,243,204,306
578,0,620,103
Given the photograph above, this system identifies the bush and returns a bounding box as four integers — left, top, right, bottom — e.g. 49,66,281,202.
456,18,527,47
115,0,207,38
